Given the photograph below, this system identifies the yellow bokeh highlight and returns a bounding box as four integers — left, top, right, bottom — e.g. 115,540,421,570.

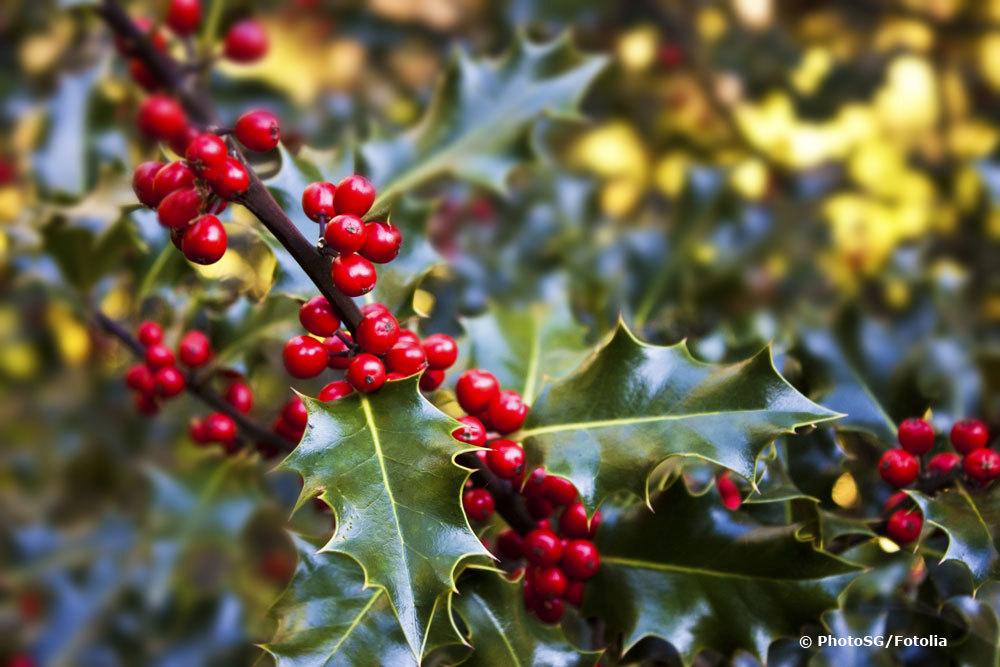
654,152,689,197
791,48,833,95
831,472,860,508
617,26,658,71
47,302,90,366
730,158,769,200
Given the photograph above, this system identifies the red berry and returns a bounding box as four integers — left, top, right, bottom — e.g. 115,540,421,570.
168,125,198,156
463,488,495,522
223,19,268,63
535,596,564,624
540,475,578,506
563,580,584,607
533,566,568,598
184,133,227,173
422,333,458,370
455,369,500,414
522,572,538,611
347,353,386,393
397,329,420,347
385,343,427,376
205,412,236,443
137,320,163,346
137,95,188,141
299,296,340,337
283,335,327,379
886,509,922,545
189,417,210,444
927,452,961,476
359,221,402,264
206,157,249,199
234,109,280,152
116,17,167,56
878,448,919,488
964,448,1000,482
523,467,546,496
452,415,487,446
717,471,742,510
176,330,211,368
897,418,935,454
561,539,600,580
134,392,160,415
487,389,528,434
225,381,253,413
318,379,354,402
486,439,525,479
181,214,228,264
524,528,563,567
882,491,910,515
330,253,377,296
133,160,165,207
282,396,308,431
145,343,175,369
324,214,367,253
386,372,406,381
951,420,989,454
527,495,553,520
357,311,400,355
129,58,160,91
495,529,524,560
302,182,336,222
166,0,201,35
152,161,195,202
334,175,376,216
157,187,203,229
154,366,186,397
323,334,352,369
419,369,445,391
558,502,591,538
125,363,156,394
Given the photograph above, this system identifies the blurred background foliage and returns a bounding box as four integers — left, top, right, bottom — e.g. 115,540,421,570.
0,0,998,664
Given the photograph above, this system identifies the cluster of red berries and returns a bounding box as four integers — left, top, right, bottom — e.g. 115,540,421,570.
123,320,210,415
879,417,995,544
116,1,267,93
301,175,402,296
130,104,281,265
283,299,457,395
188,378,257,454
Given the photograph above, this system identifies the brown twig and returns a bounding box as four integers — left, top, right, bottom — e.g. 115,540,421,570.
459,452,537,535
94,0,363,334
92,309,294,452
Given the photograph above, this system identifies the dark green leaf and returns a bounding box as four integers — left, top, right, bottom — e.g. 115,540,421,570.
909,485,1000,584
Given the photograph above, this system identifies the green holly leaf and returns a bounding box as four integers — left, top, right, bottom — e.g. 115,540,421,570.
279,377,489,657
908,485,1000,584
585,482,859,662
362,33,608,218
262,535,417,667
451,567,599,667
465,299,589,405
519,322,841,507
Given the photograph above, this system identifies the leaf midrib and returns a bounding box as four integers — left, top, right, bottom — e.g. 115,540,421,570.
470,592,523,667
320,589,382,665
602,556,845,583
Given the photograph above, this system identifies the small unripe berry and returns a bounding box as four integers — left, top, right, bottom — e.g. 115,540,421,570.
452,415,487,446
323,334,352,369
486,439,525,479
223,19,268,63
964,448,1000,482
535,596,564,624
318,379,354,402
422,333,458,370
951,420,989,454
132,160,165,207
302,182,336,222
533,566,568,598
137,320,164,346
487,389,528,434
330,253,377,296
359,221,402,264
419,369,444,391
125,363,156,394
154,366,186,397
927,452,961,476
166,0,201,35
234,109,280,152
347,353,386,393
886,509,922,545
462,488,494,522
385,343,427,376
324,214,367,253
205,157,249,199
184,133,228,173
282,396,308,431
540,474,578,506
225,381,254,413
898,418,935,454
181,214,227,264
152,161,195,202
298,296,340,337
524,528,563,567
137,95,188,141
495,529,524,560
334,175,376,217
878,448,919,488
205,412,237,443
455,369,500,414
145,343,175,369
357,311,400,355
283,335,327,379
561,539,600,580
157,187,203,229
